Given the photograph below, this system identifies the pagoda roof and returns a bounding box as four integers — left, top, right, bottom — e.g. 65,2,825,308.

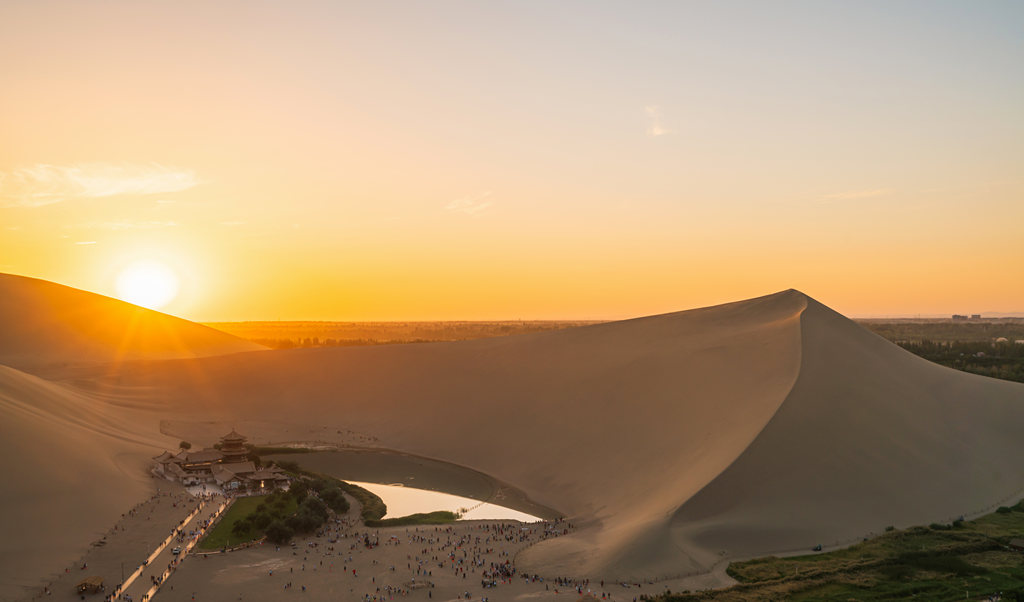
221,429,247,441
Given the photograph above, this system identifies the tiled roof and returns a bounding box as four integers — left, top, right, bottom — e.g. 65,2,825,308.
182,449,224,464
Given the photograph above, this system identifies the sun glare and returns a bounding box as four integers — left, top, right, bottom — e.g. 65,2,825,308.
115,260,179,310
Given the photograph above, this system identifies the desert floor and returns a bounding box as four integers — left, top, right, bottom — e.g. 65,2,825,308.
25,483,728,602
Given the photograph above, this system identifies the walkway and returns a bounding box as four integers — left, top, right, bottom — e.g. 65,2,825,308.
113,496,227,601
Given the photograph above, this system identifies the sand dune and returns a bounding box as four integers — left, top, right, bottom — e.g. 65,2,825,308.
669,298,1024,565
93,290,1024,580
3,280,1024,596
0,365,171,599
0,273,265,373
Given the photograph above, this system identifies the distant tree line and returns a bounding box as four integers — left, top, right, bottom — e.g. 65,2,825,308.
251,337,434,349
897,340,1024,383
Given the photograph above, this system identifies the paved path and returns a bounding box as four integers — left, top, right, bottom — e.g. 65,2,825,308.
113,496,227,601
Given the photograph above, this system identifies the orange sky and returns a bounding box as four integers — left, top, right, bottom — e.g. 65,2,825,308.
1,2,1022,320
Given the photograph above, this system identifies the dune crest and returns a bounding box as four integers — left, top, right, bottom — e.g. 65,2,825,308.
0,273,265,373
669,297,1024,565
98,289,811,578
3,281,1024,597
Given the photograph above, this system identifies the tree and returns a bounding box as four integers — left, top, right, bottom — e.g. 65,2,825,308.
179,441,192,450
231,517,251,536
265,520,294,545
320,487,350,513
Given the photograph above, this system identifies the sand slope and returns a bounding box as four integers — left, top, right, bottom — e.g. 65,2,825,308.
94,290,1024,580
4,282,1024,593
670,298,1024,565
0,273,265,372
97,291,809,578
0,365,171,599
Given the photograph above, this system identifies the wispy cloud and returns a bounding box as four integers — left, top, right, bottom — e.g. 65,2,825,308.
74,240,97,245
446,191,494,215
0,163,198,208
69,220,179,230
645,105,670,137
822,188,894,201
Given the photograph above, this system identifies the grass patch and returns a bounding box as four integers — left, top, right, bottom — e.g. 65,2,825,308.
366,510,459,527
661,499,1024,602
199,495,296,550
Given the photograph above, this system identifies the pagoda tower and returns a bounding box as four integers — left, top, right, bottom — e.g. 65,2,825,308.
219,429,249,464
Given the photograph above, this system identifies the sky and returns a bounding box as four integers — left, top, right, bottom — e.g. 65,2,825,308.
1,1,1022,320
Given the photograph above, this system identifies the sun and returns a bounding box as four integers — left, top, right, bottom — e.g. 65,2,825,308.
115,260,180,310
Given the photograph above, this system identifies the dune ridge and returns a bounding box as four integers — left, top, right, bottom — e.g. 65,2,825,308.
87,290,811,579
3,279,1024,598
669,297,1024,566
0,273,265,373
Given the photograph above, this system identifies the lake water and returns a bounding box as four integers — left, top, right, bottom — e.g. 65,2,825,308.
348,481,542,522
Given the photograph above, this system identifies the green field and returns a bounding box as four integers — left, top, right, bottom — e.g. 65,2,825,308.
658,502,1024,601
198,494,297,550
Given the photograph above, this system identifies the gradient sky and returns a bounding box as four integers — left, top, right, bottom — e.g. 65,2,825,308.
1,1,1022,320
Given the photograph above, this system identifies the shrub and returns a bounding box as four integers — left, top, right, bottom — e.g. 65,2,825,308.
251,512,273,530
997,506,1012,514
885,525,896,532
265,520,294,545
231,518,251,536
365,511,458,527
299,497,328,522
290,480,310,502
277,460,301,474
904,554,983,576
179,441,192,450
320,487,350,514
878,563,914,581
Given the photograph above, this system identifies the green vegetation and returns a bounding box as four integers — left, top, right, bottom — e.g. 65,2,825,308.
894,339,1024,383
859,319,1024,345
272,459,386,522
655,500,1024,602
199,493,296,550
366,510,459,527
179,440,191,450
266,458,456,527
855,319,1024,384
199,479,344,548
319,486,350,514
336,481,387,523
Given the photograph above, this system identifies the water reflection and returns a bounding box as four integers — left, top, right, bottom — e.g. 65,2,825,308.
348,481,541,522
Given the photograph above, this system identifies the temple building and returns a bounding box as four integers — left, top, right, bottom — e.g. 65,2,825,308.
219,429,250,463
153,430,290,494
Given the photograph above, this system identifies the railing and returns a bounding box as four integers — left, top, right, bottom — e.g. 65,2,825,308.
133,500,228,601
